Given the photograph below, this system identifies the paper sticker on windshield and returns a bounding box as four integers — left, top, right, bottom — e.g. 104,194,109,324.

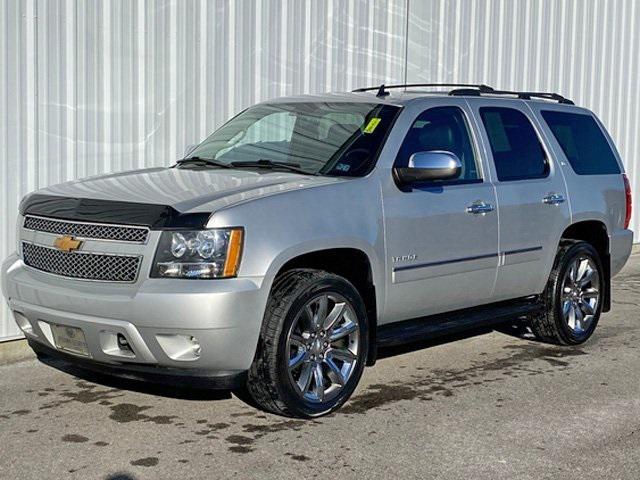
362,117,381,134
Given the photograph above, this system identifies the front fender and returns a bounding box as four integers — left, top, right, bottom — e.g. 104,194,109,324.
262,237,383,292
206,178,386,317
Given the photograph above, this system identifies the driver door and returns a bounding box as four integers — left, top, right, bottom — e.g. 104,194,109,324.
382,103,499,323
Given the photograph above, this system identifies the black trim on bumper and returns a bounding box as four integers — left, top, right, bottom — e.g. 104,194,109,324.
29,339,247,390
20,194,211,229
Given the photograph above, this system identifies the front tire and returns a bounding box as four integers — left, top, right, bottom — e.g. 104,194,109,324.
246,269,368,417
531,241,604,345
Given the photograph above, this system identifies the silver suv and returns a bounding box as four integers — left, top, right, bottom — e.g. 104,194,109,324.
2,84,633,417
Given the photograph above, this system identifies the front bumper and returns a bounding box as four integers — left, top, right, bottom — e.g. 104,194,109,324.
29,339,246,389
2,253,269,379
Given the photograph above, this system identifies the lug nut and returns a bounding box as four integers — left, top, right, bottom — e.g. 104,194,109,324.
323,342,328,348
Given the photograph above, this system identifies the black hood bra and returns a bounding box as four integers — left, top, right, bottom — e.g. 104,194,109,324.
20,194,211,229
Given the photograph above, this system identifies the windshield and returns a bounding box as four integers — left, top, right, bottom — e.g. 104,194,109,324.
186,102,400,176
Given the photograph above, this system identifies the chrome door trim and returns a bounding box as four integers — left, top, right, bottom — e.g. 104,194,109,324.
466,201,495,214
542,193,566,205
392,252,499,272
392,246,543,273
504,246,543,256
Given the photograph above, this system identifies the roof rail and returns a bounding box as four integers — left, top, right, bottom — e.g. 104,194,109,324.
352,83,495,98
352,83,573,104
449,87,574,105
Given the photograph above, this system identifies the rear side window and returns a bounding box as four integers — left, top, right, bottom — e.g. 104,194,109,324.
480,107,548,181
541,111,621,175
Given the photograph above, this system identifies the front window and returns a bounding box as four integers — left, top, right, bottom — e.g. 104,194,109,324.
394,106,481,182
187,102,400,177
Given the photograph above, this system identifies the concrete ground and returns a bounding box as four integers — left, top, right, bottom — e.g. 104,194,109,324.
2,256,640,480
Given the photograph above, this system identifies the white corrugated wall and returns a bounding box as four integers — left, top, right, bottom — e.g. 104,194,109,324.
0,0,408,341
0,0,638,341
406,0,640,233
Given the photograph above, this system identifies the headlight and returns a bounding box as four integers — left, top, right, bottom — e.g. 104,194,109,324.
151,228,243,279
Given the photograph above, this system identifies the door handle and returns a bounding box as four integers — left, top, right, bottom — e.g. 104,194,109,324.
466,201,495,215
543,193,566,205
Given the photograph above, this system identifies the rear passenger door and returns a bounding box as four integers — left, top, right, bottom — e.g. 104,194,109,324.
468,100,571,300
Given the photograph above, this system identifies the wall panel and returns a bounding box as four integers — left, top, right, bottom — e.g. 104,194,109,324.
407,0,640,233
1,0,638,341
0,0,406,340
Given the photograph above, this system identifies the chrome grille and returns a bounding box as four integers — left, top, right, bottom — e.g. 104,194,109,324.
24,216,149,243
22,242,140,282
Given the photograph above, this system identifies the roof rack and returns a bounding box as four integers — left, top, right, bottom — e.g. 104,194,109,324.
352,83,495,97
449,87,574,105
352,83,574,104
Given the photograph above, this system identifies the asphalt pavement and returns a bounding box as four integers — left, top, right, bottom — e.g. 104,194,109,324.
2,255,640,480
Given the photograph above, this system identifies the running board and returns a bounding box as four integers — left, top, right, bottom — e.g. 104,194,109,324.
377,299,543,347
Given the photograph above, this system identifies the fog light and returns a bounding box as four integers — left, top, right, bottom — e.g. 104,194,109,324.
98,331,135,358
117,333,134,353
156,334,201,361
190,337,202,358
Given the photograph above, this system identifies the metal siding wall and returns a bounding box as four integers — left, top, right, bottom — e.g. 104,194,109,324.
407,0,640,232
0,0,407,341
1,0,638,341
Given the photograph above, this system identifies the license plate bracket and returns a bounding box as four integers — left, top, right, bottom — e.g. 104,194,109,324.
50,323,90,357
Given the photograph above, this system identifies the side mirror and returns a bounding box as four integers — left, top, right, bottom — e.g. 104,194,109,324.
184,144,198,158
394,151,462,185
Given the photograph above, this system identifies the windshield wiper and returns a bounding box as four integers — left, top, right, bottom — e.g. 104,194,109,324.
175,157,234,169
178,157,318,176
230,159,318,176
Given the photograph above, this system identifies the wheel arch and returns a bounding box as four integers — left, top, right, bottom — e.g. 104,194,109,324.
266,245,380,366
559,220,611,312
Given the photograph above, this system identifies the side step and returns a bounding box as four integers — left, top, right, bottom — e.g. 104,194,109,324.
377,299,543,347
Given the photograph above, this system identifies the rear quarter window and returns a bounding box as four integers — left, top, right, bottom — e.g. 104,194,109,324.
541,111,621,175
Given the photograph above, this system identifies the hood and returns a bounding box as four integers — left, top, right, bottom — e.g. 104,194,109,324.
20,166,344,228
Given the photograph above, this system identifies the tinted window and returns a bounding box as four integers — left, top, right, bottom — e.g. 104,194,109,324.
395,106,480,182
480,107,548,181
541,111,620,175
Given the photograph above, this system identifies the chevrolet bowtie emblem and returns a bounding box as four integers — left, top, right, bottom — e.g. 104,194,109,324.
53,235,83,253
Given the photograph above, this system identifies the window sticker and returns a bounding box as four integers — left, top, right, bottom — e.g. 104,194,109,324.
362,117,381,134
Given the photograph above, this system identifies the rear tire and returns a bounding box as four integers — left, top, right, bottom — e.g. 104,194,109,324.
530,241,604,345
246,269,368,417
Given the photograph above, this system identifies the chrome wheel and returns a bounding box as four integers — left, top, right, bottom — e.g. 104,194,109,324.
286,293,360,403
561,256,600,335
